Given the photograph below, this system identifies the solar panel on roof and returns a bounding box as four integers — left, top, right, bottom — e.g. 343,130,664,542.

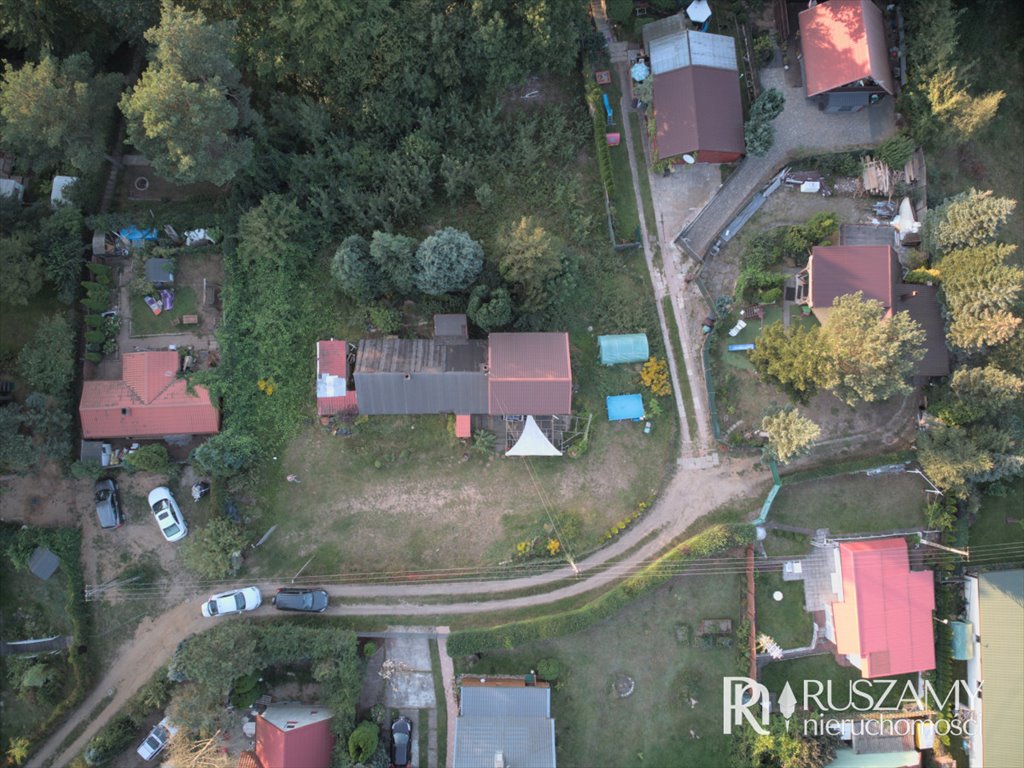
687,31,738,70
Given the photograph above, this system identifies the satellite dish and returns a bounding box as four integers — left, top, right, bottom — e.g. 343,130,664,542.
682,154,696,164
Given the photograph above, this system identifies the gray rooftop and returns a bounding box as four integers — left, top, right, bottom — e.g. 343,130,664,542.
646,25,737,75
28,547,60,580
434,313,469,340
453,686,555,768
353,339,488,415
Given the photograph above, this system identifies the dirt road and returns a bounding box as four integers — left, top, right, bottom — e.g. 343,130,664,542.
27,455,761,768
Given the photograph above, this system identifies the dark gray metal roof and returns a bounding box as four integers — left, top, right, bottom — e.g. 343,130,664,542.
454,687,555,768
354,339,487,415
28,547,60,580
145,258,174,284
434,314,469,340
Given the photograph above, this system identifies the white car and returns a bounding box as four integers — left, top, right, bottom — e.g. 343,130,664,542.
137,716,177,761
148,487,188,542
201,586,262,618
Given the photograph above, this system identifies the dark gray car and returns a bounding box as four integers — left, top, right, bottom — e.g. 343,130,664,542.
272,587,329,613
391,716,412,767
94,478,123,529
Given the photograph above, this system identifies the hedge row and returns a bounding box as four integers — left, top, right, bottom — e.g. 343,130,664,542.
584,73,615,198
447,523,756,655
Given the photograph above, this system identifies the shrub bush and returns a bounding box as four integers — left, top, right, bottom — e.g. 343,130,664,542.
537,658,562,681
348,720,379,763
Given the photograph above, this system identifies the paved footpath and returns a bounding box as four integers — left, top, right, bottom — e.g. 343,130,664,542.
678,67,896,260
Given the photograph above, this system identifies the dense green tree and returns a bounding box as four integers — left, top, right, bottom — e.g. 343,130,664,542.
181,518,247,579
123,444,171,473
0,408,34,473
331,234,383,302
918,425,994,498
370,231,418,295
876,132,916,170
166,683,223,737
730,715,838,768
17,314,75,401
925,189,1016,254
21,392,72,460
762,408,821,464
0,231,44,307
951,365,1024,417
924,68,1004,143
120,2,252,185
348,721,379,763
467,284,513,331
39,207,85,303
498,217,567,316
940,242,1023,349
169,620,259,693
415,227,483,295
190,427,263,477
820,292,925,405
0,54,122,175
749,323,832,403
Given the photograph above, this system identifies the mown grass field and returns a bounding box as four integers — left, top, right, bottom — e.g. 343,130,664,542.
453,571,744,768
769,472,928,533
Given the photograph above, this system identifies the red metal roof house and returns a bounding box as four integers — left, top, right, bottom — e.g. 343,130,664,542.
79,350,219,439
316,340,358,417
241,704,334,768
799,0,896,113
487,333,573,416
827,538,935,678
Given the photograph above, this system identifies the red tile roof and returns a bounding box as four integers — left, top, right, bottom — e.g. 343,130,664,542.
831,538,935,678
79,351,219,439
487,333,572,415
799,0,895,98
455,414,472,438
316,340,358,417
255,709,334,768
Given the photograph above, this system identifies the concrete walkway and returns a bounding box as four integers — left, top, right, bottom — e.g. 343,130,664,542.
677,66,897,261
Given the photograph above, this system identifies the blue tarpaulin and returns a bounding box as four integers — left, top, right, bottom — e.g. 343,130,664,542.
607,394,644,421
118,226,158,244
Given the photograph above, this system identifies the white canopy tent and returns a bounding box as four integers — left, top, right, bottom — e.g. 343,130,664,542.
506,415,562,457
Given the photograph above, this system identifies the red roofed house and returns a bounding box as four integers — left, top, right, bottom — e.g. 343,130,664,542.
238,704,334,768
79,350,219,439
826,538,935,678
799,0,896,113
487,333,572,416
316,340,357,418
795,245,950,377
641,15,745,163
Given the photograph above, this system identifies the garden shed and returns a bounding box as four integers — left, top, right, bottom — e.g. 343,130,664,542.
145,258,175,287
598,333,649,365
606,394,644,421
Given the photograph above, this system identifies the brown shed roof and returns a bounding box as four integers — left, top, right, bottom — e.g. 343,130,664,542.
652,66,745,160
487,333,572,415
808,245,896,313
799,0,895,97
896,284,950,377
807,245,950,378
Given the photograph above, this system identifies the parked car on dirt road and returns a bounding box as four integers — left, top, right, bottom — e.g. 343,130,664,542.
201,586,262,618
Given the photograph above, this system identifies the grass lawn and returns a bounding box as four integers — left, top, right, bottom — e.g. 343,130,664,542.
760,655,918,713
0,548,77,746
769,472,928,533
762,530,810,558
628,112,658,239
604,76,640,244
454,571,744,768
0,289,65,357
970,477,1024,565
248,399,677,577
662,295,699,439
129,286,198,336
755,571,813,649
